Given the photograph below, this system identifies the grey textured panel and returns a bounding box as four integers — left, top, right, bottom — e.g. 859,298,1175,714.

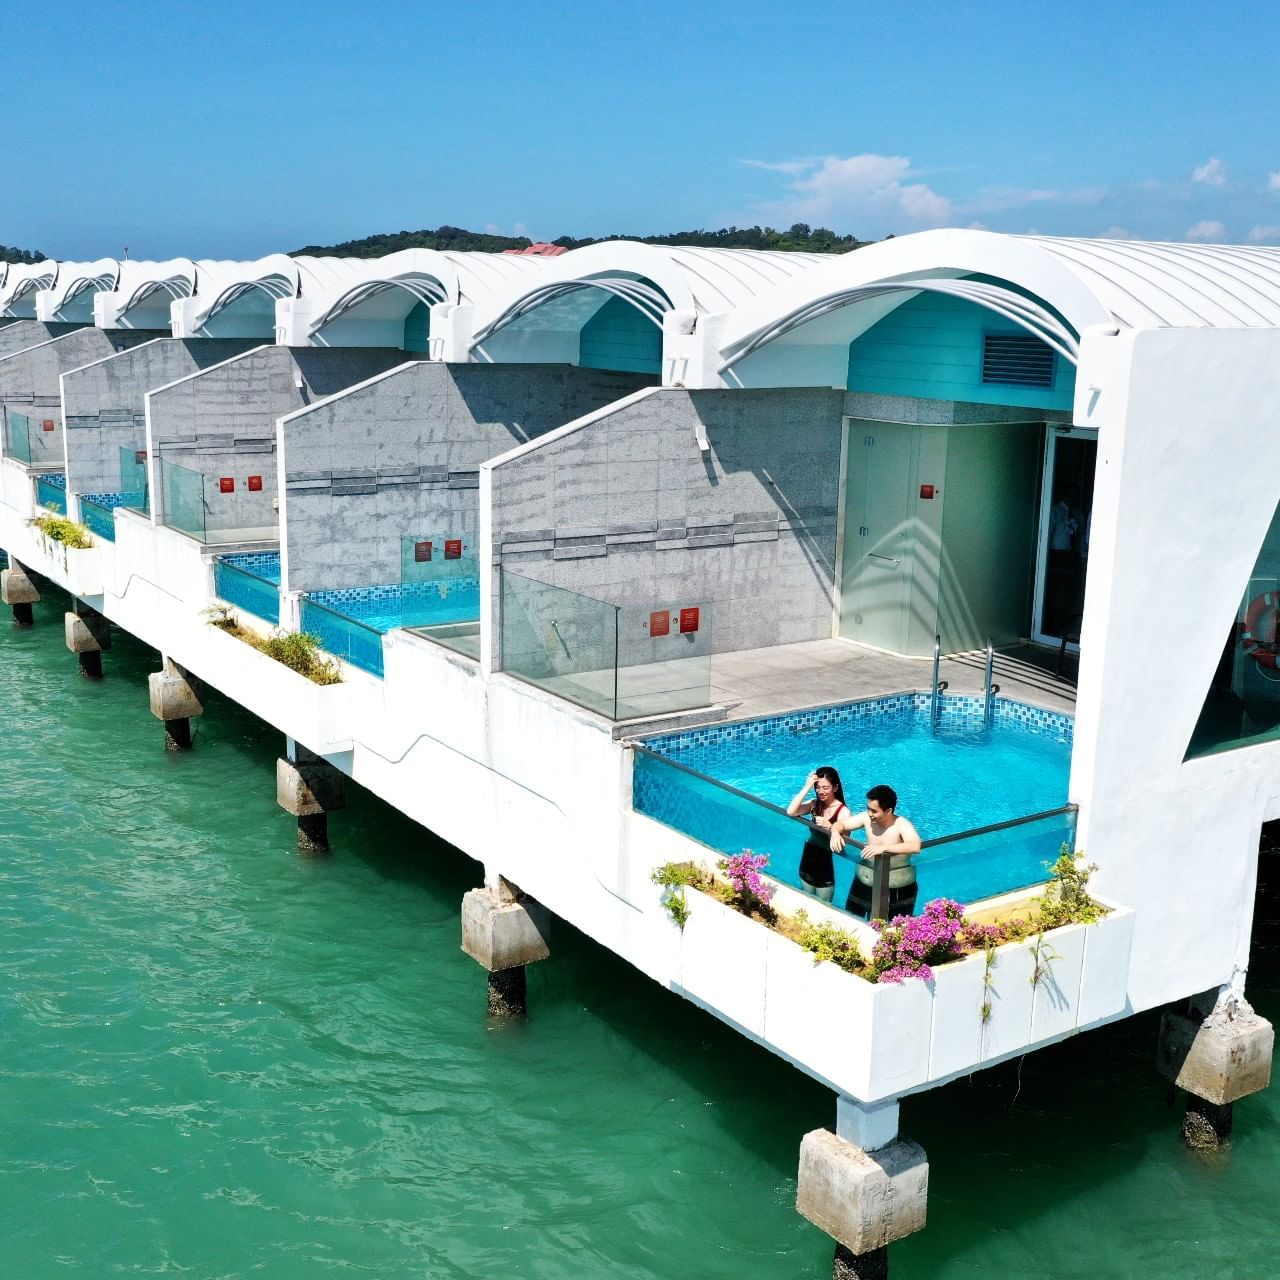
552,545,608,560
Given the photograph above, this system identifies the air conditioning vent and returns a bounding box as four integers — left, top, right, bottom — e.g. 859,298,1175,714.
981,333,1055,388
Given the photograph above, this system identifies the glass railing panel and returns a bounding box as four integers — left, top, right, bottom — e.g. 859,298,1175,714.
161,459,206,540
4,410,33,465
909,806,1077,907
300,597,384,677
616,600,713,719
35,473,67,516
214,557,281,625
118,446,149,514
499,569,620,718
632,747,1075,919
79,494,119,542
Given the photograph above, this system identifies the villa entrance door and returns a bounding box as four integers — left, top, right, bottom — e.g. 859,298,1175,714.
837,422,921,653
1032,427,1098,647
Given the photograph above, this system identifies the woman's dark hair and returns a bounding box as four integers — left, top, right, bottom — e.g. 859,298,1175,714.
814,766,845,806
866,783,898,812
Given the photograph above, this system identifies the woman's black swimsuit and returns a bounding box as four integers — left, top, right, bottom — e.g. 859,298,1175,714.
798,802,847,890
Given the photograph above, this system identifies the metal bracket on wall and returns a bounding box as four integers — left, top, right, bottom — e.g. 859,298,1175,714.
694,419,710,453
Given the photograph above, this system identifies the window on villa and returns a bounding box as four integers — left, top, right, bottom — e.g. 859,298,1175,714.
981,333,1056,388
1186,498,1280,759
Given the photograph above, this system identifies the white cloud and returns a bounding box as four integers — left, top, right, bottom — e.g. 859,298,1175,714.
484,222,502,235
1247,225,1280,243
1269,172,1280,193
1186,219,1227,241
1100,225,1131,239
1192,157,1227,187
743,153,952,232
513,221,530,238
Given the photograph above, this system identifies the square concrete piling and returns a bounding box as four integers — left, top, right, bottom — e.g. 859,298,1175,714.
276,756,347,817
1157,1008,1274,1105
797,1129,928,1256
461,887,551,973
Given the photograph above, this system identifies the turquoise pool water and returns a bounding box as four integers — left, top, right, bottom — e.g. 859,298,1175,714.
308,578,481,633
635,694,1074,910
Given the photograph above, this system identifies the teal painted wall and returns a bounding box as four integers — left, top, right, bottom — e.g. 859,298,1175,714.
578,294,662,375
847,291,1074,411
403,301,430,353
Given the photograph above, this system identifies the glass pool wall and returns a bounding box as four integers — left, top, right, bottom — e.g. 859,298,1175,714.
214,552,281,625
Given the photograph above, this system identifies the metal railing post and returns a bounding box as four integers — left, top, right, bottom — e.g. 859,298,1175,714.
870,853,891,921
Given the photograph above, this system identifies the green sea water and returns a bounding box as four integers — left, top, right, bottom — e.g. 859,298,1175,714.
1,587,1277,1279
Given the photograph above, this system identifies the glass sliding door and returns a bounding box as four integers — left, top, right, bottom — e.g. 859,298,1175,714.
1032,428,1097,647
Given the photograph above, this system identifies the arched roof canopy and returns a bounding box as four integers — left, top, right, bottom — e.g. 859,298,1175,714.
36,258,120,321
469,241,831,365
716,229,1280,389
98,259,199,329
191,254,302,331
1,261,58,317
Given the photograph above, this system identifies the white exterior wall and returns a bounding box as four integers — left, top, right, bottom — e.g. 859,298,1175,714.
1071,325,1280,1009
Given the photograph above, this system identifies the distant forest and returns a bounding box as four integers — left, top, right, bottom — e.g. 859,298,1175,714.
291,223,871,257
0,244,46,264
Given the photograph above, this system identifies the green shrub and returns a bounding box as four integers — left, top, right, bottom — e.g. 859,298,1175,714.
258,630,342,686
29,514,92,549
1032,847,1103,931
794,911,865,975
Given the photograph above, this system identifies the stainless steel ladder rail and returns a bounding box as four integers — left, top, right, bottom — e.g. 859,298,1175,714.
983,638,1001,728
930,634,948,732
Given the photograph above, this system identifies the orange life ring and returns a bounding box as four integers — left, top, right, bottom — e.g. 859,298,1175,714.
1241,592,1280,670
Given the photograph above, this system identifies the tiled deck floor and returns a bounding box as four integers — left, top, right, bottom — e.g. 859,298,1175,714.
706,639,1076,724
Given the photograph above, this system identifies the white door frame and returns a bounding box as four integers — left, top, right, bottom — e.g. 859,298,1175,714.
1031,425,1098,648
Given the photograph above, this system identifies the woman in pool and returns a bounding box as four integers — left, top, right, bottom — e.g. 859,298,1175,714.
786,766,850,902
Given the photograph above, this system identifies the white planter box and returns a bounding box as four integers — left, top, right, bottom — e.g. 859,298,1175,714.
0,458,34,518
190,623,354,755
660,879,1136,1102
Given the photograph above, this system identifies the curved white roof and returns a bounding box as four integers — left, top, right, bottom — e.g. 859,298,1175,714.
106,258,199,321
717,229,1280,378
36,258,121,320
470,242,832,355
0,260,58,316
305,249,548,342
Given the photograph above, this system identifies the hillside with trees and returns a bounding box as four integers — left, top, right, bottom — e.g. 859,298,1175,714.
291,223,869,257
0,244,46,264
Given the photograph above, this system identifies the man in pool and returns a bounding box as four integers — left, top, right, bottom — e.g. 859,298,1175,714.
837,785,922,919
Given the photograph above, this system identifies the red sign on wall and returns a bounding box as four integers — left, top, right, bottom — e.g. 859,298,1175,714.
649,610,670,637
218,477,235,493
444,539,462,559
414,540,433,562
134,450,147,463
679,607,700,634
247,475,263,492
41,419,54,432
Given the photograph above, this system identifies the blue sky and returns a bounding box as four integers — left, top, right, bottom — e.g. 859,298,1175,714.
5,0,1279,258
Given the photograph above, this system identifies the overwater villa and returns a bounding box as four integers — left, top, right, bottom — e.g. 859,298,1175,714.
1,229,1276,1277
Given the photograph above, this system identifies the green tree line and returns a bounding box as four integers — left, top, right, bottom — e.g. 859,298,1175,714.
291,222,870,257
0,244,46,264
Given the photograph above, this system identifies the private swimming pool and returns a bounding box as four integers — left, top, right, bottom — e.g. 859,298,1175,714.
633,693,1074,912
301,578,482,676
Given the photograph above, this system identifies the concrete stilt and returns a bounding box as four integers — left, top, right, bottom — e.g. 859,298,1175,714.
797,1098,927,1278
276,746,345,856
461,876,551,1018
2,561,40,627
65,602,111,680
148,658,203,751
1157,982,1274,1151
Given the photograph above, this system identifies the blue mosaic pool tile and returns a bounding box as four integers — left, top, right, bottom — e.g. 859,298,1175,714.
220,551,281,585
644,691,1073,757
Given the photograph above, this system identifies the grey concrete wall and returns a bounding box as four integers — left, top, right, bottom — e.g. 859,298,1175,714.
0,320,84,360
0,328,161,471
282,362,653,592
148,345,413,540
488,386,845,668
63,338,260,495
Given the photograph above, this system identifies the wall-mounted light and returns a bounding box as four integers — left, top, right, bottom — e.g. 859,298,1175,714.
41,419,54,432
219,477,235,493
414,540,433,562
649,610,670,637
247,475,263,492
679,607,700,634
444,539,462,559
